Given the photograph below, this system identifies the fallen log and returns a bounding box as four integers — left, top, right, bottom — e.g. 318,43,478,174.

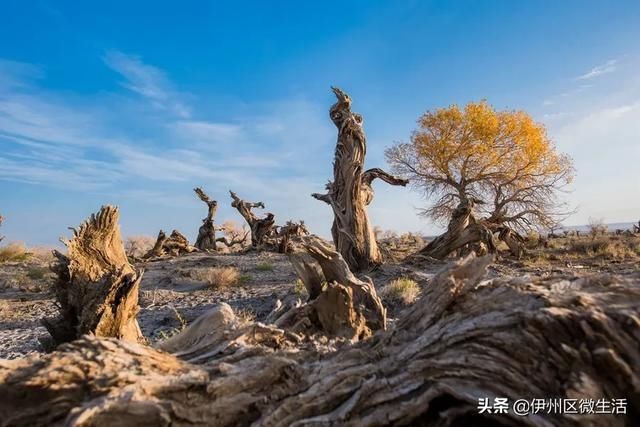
3,254,638,426
144,229,197,258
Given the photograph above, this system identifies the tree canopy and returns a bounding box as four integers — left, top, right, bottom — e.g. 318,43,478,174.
386,101,574,233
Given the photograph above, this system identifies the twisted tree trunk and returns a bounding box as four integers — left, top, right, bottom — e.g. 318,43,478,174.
419,198,496,260
3,255,638,426
230,190,276,249
313,87,408,272
194,187,224,251
42,206,144,346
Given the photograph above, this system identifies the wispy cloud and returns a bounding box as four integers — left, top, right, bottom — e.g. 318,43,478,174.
103,50,191,118
576,59,617,80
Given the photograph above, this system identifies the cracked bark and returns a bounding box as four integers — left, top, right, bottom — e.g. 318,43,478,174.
42,206,144,346
313,87,408,272
3,255,638,426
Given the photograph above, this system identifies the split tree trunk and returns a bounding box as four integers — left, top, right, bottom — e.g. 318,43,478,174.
3,255,638,426
313,87,408,272
194,187,221,251
42,206,144,346
229,190,276,249
286,234,386,336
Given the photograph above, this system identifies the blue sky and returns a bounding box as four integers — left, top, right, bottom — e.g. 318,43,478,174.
1,1,639,246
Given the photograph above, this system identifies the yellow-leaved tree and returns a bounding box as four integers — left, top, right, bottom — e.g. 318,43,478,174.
385,101,574,259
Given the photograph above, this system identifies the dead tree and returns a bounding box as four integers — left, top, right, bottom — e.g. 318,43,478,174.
194,187,224,251
285,234,386,335
276,220,309,253
42,206,144,346
0,214,4,243
312,88,408,271
3,255,639,426
229,190,276,248
144,229,197,259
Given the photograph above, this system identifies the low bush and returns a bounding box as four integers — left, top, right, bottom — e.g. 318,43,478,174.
191,266,240,288
382,277,420,305
0,242,29,263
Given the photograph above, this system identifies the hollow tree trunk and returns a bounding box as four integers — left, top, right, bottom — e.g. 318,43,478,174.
3,255,639,426
194,187,220,251
42,206,144,346
419,198,496,259
229,190,276,248
312,87,408,272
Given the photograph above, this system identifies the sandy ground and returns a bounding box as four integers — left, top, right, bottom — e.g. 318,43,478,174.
1,242,638,359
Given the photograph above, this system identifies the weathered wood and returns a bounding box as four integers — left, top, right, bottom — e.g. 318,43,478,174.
312,87,408,272
3,255,638,426
287,234,386,335
230,190,276,249
144,229,197,258
418,198,496,259
194,187,221,251
276,220,309,253
0,214,4,243
42,206,144,346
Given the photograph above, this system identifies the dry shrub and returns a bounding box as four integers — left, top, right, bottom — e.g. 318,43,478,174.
382,277,420,306
588,217,608,237
124,235,156,259
221,220,250,247
568,237,637,260
191,266,240,288
0,242,29,263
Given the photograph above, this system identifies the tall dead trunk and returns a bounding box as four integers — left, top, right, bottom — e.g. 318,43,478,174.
419,198,496,259
3,255,639,426
0,214,4,243
42,206,144,346
194,187,221,251
313,87,408,272
229,190,276,248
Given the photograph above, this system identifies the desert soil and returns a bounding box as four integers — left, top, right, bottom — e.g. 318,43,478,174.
1,245,637,359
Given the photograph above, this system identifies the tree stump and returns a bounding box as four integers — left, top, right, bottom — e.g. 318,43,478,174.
313,87,408,272
42,206,144,346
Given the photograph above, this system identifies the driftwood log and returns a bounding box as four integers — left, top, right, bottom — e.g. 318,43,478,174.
2,254,638,426
42,206,144,346
230,190,276,249
313,87,408,272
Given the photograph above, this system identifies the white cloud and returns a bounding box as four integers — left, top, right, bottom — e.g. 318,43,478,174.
103,50,191,118
576,59,617,80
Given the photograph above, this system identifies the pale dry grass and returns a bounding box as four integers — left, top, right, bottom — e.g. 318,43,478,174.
191,266,241,288
568,236,638,260
0,242,28,263
382,277,420,306
125,235,156,259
